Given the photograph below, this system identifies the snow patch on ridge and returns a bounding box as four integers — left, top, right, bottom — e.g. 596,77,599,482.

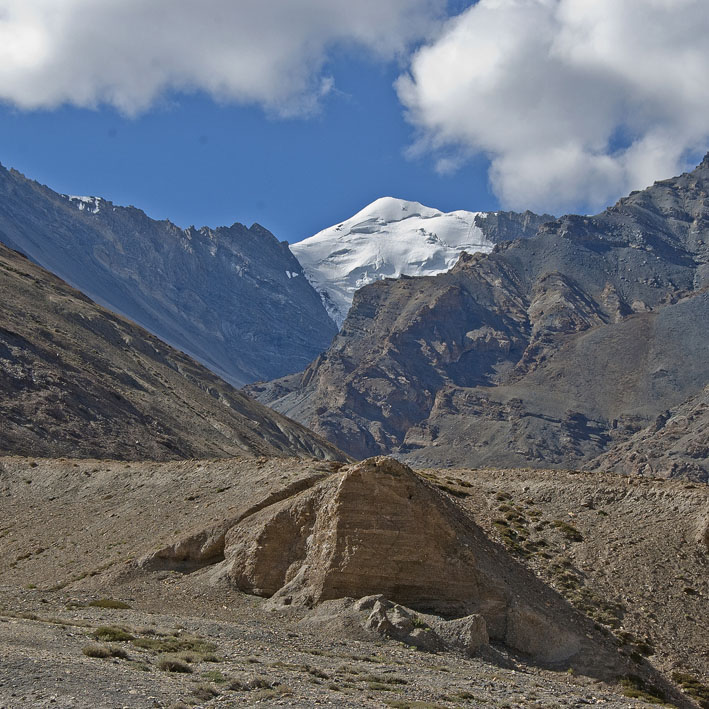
65,195,101,214
290,197,492,327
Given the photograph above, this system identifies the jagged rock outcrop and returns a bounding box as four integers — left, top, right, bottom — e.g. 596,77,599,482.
251,156,709,477
0,241,345,461
0,163,337,387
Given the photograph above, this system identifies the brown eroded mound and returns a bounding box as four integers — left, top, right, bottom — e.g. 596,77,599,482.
146,457,653,678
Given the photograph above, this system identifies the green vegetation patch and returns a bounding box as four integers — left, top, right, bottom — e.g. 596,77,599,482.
93,625,134,642
131,634,218,658
672,672,709,708
157,655,193,673
82,643,129,659
551,520,584,542
361,674,408,685
88,598,132,609
618,675,665,704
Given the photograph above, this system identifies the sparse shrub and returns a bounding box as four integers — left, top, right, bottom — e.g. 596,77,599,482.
82,643,128,659
82,644,112,658
368,681,398,691
191,683,219,700
201,652,222,663
229,677,272,691
551,520,584,542
411,614,430,630
616,631,655,656
361,674,408,685
304,665,330,679
131,634,217,658
93,625,134,642
158,655,192,673
252,688,279,700
619,675,665,704
202,669,228,683
672,671,709,708
88,598,131,609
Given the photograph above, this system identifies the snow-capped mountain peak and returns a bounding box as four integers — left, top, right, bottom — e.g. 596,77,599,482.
290,197,492,326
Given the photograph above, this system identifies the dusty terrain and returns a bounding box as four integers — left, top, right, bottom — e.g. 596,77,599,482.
0,455,706,708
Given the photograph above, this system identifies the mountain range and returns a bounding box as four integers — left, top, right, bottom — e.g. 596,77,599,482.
1,155,707,708
291,197,550,326
2,156,709,481
251,155,709,481
0,163,337,388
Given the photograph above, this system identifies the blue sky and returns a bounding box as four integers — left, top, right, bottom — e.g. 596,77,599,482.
0,48,493,244
1,0,708,243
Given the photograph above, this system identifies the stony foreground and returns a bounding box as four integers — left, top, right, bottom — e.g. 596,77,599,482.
0,455,707,708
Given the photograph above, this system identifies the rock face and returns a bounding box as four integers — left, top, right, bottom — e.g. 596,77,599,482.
301,595,489,655
252,156,709,478
0,163,337,387
0,241,345,461
226,457,506,622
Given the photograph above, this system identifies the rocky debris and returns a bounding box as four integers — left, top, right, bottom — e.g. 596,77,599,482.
0,241,346,461
590,385,709,482
0,162,337,388
301,594,488,655
252,156,709,477
0,599,667,709
697,514,709,552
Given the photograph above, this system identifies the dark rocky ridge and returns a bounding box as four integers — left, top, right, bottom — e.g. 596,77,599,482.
475,209,553,243
0,240,345,461
0,163,337,387
251,156,709,480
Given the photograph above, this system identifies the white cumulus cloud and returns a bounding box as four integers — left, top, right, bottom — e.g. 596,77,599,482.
0,0,443,116
397,0,709,214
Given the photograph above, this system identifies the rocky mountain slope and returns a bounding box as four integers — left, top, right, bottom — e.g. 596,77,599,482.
1,455,705,707
251,156,709,479
0,163,337,387
291,196,549,326
0,240,344,461
590,384,709,479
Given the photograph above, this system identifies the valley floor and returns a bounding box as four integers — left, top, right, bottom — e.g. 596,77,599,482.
0,590,658,709
0,455,706,708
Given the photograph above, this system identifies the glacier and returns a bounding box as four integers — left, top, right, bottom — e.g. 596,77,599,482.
290,197,494,327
